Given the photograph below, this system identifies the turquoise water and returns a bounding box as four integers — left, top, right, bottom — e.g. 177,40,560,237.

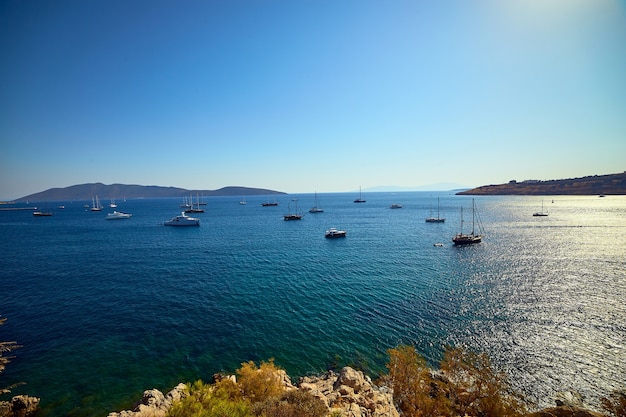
0,193,624,416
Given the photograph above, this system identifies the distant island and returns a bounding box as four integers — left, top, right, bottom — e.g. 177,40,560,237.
14,183,286,202
457,172,626,196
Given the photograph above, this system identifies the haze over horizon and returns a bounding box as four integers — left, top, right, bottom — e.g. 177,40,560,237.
1,1,625,201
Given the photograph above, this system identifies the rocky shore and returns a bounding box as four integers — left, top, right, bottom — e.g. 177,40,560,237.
108,367,398,417
105,367,608,417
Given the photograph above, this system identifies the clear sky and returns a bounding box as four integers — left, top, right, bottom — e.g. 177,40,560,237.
1,0,625,200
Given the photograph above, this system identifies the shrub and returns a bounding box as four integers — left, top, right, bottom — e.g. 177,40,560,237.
384,345,526,417
237,359,285,403
384,345,451,417
602,390,626,417
167,380,252,417
252,390,327,417
439,347,525,417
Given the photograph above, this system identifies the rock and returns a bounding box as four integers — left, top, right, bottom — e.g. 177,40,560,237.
0,395,40,417
299,367,399,417
528,405,605,417
107,383,188,417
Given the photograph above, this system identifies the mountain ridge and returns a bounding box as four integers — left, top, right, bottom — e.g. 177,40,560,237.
15,183,286,202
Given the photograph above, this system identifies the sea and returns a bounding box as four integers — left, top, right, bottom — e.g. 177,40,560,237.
0,192,624,416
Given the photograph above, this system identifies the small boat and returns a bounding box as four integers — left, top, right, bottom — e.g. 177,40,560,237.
425,197,445,223
325,227,346,238
353,186,366,203
284,199,302,220
309,191,324,213
164,212,200,226
390,203,403,209
33,211,53,217
452,199,484,245
533,200,548,217
105,211,132,220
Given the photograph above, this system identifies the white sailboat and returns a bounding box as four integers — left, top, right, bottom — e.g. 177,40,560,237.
533,200,548,217
309,191,324,213
90,195,102,211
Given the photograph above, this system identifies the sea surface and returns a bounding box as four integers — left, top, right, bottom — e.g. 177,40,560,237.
0,193,624,416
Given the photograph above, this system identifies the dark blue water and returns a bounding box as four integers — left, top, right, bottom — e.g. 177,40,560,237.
1,193,624,416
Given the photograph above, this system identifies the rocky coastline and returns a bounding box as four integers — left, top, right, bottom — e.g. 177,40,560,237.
104,367,607,417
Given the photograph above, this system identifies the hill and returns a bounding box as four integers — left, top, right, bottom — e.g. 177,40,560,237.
456,172,626,196
15,183,286,202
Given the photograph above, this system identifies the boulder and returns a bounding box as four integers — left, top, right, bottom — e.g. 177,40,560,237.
299,367,399,417
107,383,188,417
528,405,605,417
0,395,40,417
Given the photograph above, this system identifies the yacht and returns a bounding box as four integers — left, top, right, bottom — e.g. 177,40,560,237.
164,212,200,226
452,199,484,245
425,197,445,223
353,186,366,203
106,211,132,220
284,199,302,220
325,227,346,238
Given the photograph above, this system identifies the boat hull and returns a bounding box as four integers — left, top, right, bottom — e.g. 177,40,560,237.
452,234,482,245
425,218,445,223
325,228,346,238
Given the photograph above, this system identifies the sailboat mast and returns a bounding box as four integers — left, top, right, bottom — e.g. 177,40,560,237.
471,199,475,235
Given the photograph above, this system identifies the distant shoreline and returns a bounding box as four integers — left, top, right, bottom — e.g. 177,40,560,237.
457,172,626,196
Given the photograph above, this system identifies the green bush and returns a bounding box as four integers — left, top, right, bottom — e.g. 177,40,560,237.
167,380,252,417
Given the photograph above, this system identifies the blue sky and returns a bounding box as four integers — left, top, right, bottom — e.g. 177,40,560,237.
1,0,625,200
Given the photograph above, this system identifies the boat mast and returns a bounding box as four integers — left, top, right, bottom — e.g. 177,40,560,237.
471,199,476,236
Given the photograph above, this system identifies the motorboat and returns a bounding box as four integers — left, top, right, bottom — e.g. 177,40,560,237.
164,212,200,226
33,211,53,217
325,227,346,238
106,211,132,220
390,203,403,209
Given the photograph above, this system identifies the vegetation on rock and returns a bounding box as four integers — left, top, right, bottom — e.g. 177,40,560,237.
382,345,525,417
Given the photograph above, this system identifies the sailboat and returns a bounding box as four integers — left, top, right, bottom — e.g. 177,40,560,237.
353,186,366,203
284,198,302,220
239,195,247,205
309,191,324,213
90,195,102,211
533,200,548,217
184,194,205,213
262,195,279,206
452,199,483,245
109,199,117,208
425,197,445,223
